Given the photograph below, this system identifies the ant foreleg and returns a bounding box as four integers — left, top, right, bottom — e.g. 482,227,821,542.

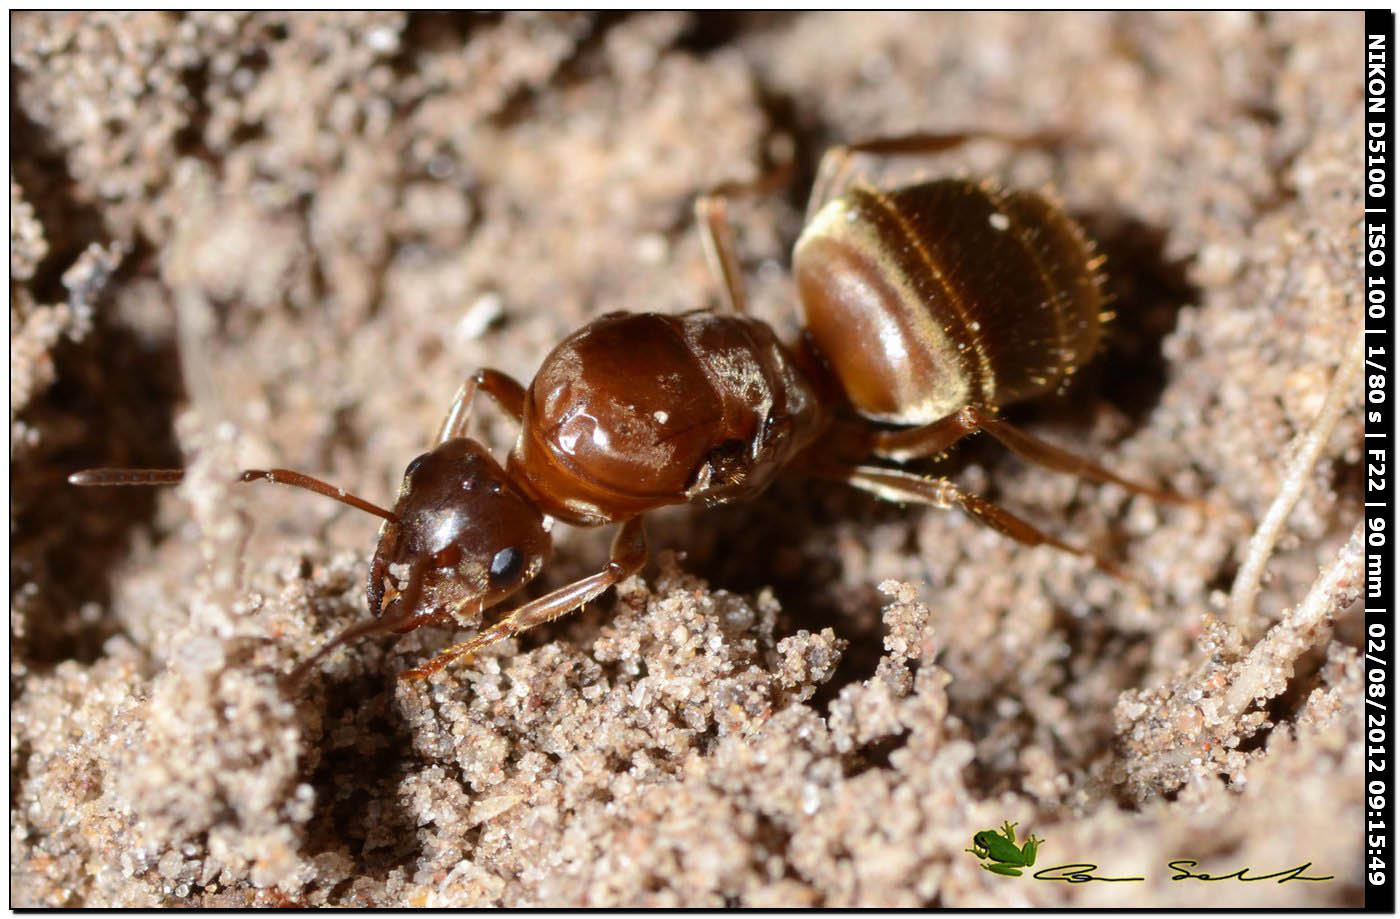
436,368,529,443
284,609,449,688
823,463,1131,581
869,405,1204,509
399,516,648,682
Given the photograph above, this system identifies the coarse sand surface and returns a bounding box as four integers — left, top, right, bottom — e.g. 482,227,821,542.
12,12,1364,906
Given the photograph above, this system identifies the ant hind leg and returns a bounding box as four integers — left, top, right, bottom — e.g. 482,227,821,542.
695,193,750,316
823,462,1132,581
805,129,1071,222
694,160,796,316
869,405,1204,510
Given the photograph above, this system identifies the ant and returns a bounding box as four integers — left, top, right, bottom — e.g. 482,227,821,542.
72,130,1203,684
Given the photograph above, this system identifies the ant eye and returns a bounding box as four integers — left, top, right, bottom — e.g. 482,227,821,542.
488,546,524,584
404,453,429,478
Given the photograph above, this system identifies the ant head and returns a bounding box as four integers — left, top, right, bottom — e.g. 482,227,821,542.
369,438,551,627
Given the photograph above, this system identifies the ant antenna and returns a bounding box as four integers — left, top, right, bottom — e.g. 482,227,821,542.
73,464,419,687
69,467,399,522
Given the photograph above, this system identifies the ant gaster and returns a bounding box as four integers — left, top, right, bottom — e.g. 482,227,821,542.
72,131,1203,684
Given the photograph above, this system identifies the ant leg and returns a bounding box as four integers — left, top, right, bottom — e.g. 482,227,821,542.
865,407,983,462
694,162,796,316
828,463,1129,580
284,608,449,687
869,405,1202,509
399,517,648,682
695,193,749,315
806,129,1070,222
437,368,529,443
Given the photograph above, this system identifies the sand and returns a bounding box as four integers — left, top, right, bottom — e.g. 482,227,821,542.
11,12,1364,906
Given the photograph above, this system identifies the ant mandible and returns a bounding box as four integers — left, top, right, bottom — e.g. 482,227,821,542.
72,130,1202,684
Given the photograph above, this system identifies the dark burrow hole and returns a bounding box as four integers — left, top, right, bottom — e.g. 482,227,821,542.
674,11,796,54
1234,601,1360,757
844,730,911,779
1062,211,1202,428
301,672,424,883
12,85,187,670
16,311,187,669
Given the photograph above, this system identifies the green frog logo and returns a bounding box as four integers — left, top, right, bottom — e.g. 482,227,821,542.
965,821,1044,877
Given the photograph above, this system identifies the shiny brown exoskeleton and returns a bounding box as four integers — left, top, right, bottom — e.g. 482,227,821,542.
72,131,1201,684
